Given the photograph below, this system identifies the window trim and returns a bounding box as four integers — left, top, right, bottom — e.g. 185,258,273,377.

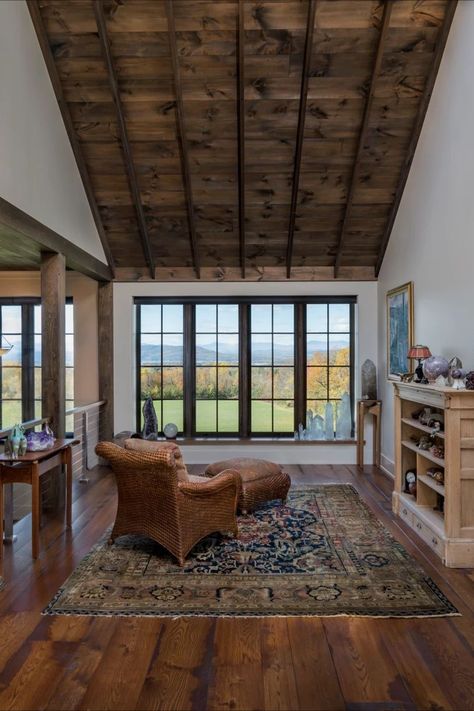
135,296,356,439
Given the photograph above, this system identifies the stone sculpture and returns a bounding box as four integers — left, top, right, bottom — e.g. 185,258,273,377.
361,359,377,400
142,396,158,439
336,392,352,440
324,401,334,440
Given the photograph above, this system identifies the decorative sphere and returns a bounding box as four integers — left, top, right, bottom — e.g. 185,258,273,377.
163,422,178,440
422,355,450,383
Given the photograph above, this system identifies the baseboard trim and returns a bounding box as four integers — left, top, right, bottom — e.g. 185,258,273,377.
380,453,394,479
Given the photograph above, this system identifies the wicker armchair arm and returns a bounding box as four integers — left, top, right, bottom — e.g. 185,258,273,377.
178,469,241,497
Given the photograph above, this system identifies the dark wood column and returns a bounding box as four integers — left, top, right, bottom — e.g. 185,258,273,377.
98,282,114,440
41,252,65,438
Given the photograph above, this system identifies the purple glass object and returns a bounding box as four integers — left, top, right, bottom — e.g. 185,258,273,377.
422,355,450,383
26,425,55,451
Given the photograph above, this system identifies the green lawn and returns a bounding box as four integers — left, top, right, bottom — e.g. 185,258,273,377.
140,399,294,434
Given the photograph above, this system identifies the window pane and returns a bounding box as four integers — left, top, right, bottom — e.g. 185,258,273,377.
251,304,272,332
218,367,239,399
163,304,183,332
162,367,183,399
307,335,327,365
141,367,161,399
218,400,239,432
66,368,74,401
196,367,216,399
218,334,238,365
196,400,216,432
251,367,272,399
163,334,183,365
329,333,350,365
1,306,21,333
34,335,41,366
273,333,294,365
34,305,42,334
273,367,294,399
196,334,216,365
35,400,42,419
251,333,271,365
329,367,350,399
2,335,21,364
163,400,183,431
65,334,74,367
274,401,294,432
307,304,327,332
196,304,216,333
2,367,22,398
2,401,22,427
329,303,350,332
34,367,41,399
218,304,238,333
140,305,161,333
141,334,161,365
273,304,294,333
307,367,327,399
65,304,74,333
251,400,272,432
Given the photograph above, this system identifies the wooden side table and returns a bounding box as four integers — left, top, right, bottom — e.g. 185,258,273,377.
0,439,79,570
356,400,382,468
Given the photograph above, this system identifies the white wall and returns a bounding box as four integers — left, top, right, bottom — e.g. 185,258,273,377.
114,281,378,464
377,0,474,474
0,1,106,264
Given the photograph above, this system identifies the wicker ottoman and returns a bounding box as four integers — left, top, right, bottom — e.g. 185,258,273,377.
204,458,291,514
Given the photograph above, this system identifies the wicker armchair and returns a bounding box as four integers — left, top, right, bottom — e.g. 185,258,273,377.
95,441,240,566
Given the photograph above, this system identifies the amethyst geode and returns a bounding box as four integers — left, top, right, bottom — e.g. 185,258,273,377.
422,355,450,383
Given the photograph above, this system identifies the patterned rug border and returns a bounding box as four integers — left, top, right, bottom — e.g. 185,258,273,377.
42,484,460,619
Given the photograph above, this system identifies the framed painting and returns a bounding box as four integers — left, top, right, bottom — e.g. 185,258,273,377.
386,282,414,380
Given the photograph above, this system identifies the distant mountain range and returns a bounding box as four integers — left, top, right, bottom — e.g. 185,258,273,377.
141,339,348,366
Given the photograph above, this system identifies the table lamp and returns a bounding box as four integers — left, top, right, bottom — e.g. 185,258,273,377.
408,345,431,383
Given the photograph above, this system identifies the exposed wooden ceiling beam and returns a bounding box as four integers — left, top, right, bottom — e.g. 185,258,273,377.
375,0,458,276
27,0,115,277
286,0,317,279
93,0,155,279
333,0,393,278
237,0,246,279
113,265,376,282
165,0,201,279
0,197,112,282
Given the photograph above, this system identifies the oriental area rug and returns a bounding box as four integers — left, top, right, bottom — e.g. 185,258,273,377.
45,485,458,618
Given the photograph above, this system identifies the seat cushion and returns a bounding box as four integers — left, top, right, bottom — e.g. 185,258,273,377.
123,439,188,481
205,457,283,484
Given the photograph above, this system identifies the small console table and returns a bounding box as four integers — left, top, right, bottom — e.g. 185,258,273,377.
0,438,78,570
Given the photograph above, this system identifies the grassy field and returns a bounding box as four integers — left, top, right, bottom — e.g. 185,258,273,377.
140,399,295,434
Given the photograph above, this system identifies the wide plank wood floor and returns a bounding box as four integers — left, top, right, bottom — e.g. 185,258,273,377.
0,463,473,711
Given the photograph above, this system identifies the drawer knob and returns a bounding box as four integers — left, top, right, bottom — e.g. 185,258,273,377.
432,537,438,545
402,508,407,515
416,523,422,530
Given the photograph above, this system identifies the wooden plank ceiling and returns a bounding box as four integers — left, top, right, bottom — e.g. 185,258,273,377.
29,0,455,281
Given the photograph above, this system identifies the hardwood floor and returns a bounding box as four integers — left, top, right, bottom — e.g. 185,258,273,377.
0,463,473,711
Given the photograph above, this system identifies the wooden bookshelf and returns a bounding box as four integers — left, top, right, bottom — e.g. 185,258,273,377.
393,381,474,567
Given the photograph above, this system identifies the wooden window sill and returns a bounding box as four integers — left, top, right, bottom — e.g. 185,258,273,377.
162,438,356,446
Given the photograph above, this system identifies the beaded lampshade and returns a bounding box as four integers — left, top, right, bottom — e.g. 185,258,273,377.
408,345,432,360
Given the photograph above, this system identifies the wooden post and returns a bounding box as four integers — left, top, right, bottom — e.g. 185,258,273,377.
98,282,114,440
41,253,66,437
41,252,66,511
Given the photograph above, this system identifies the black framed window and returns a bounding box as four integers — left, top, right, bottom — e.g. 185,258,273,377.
195,303,239,434
138,303,184,433
250,304,295,435
0,298,74,431
136,297,355,438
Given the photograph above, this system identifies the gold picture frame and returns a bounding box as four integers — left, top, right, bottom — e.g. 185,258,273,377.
386,282,414,381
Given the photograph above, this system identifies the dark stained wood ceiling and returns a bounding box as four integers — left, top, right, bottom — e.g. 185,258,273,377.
27,0,456,281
